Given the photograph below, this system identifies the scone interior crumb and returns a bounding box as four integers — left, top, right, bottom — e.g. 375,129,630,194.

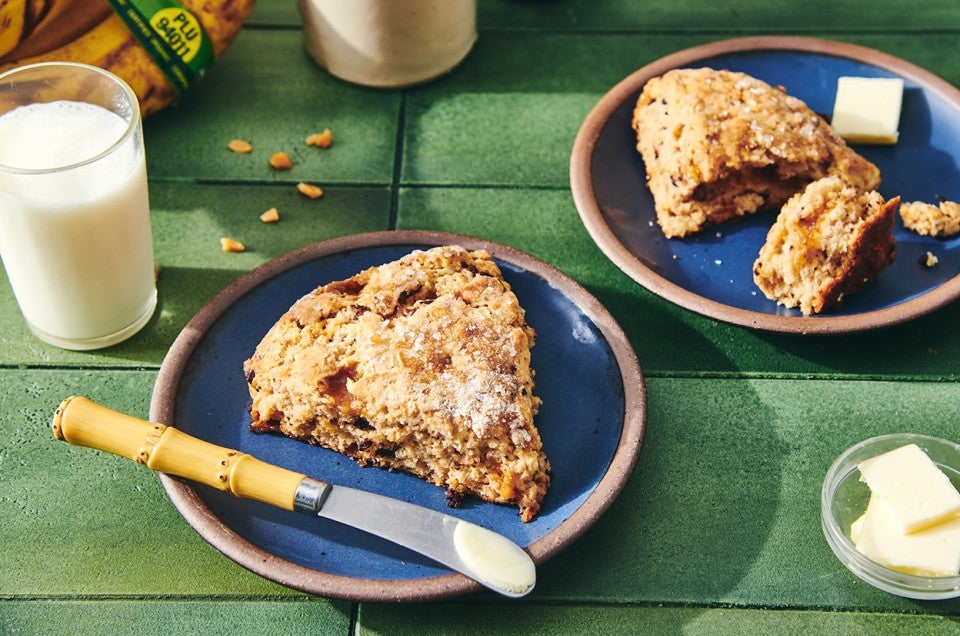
753,176,897,315
900,199,960,237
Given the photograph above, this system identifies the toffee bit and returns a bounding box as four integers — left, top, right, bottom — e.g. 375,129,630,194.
306,129,333,148
445,489,465,509
297,182,324,199
220,237,246,253
259,207,280,223
228,139,252,153
352,417,374,431
269,151,293,170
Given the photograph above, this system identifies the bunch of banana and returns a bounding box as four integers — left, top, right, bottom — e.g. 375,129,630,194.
0,0,255,117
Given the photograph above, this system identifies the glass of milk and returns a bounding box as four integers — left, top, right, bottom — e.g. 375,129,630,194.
0,62,157,350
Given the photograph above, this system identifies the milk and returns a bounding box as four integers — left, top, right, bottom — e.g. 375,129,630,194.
0,100,156,348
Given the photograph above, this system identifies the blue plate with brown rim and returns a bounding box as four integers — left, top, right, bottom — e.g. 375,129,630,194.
150,230,646,601
571,36,960,334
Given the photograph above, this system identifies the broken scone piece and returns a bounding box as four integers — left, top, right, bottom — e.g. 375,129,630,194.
900,198,960,238
632,68,881,238
753,177,898,315
244,245,550,522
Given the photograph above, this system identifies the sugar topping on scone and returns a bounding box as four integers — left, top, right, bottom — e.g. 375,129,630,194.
632,68,882,238
752,176,897,315
243,245,550,522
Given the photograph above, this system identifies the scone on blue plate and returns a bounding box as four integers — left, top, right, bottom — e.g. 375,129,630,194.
632,68,881,238
244,245,551,522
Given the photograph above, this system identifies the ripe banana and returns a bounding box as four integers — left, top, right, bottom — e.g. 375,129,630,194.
0,0,255,118
1,0,113,60
0,0,29,59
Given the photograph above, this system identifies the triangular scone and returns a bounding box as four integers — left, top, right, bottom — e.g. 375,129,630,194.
244,245,550,522
632,68,882,238
752,177,897,315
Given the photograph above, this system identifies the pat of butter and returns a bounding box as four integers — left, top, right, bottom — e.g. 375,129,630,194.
857,443,960,533
831,77,904,144
850,513,865,544
854,494,960,577
453,521,535,596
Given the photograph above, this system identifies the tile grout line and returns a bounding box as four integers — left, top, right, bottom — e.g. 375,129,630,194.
4,596,957,618
150,177,570,191
349,601,360,636
1,365,957,384
387,91,408,231
239,23,960,37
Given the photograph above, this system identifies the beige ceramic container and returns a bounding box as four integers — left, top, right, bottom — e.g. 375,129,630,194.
297,0,477,87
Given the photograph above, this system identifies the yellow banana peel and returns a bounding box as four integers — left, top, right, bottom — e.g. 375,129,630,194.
0,0,255,117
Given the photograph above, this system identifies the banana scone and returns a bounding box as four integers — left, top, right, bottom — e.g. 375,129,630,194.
900,198,960,237
752,176,898,315
632,68,882,238
244,245,550,522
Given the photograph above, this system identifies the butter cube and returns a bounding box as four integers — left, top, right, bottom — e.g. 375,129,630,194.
855,494,960,577
831,77,904,144
857,443,960,533
850,513,865,544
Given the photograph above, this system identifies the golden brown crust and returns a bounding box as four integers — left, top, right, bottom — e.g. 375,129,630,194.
244,245,550,522
752,177,897,315
632,68,881,238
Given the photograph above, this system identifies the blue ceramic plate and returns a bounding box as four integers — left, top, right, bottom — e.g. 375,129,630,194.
571,37,960,334
150,231,645,601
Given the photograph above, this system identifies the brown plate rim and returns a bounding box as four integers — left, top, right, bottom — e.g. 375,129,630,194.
570,35,960,335
150,229,646,601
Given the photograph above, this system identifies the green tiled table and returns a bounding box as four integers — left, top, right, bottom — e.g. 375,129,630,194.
4,1,960,633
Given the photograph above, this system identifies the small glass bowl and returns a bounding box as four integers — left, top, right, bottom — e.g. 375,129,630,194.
821,432,960,600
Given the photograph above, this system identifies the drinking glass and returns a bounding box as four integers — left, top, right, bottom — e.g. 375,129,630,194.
0,62,157,350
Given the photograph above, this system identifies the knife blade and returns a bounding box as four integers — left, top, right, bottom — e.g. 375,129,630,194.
51,396,536,598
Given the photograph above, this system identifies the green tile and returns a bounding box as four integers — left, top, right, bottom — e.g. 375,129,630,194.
0,182,389,367
401,32,960,189
402,90,597,187
248,0,960,35
2,600,351,636
396,186,617,282
4,1,960,629
396,186,960,380
0,369,297,597
477,0,960,33
248,0,303,27
358,603,960,635
144,29,400,185
6,371,960,611
400,33,647,188
532,377,960,613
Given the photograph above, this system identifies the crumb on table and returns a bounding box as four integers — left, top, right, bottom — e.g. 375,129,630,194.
220,237,246,252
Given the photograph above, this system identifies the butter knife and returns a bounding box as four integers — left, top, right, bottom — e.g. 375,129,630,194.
51,396,536,598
